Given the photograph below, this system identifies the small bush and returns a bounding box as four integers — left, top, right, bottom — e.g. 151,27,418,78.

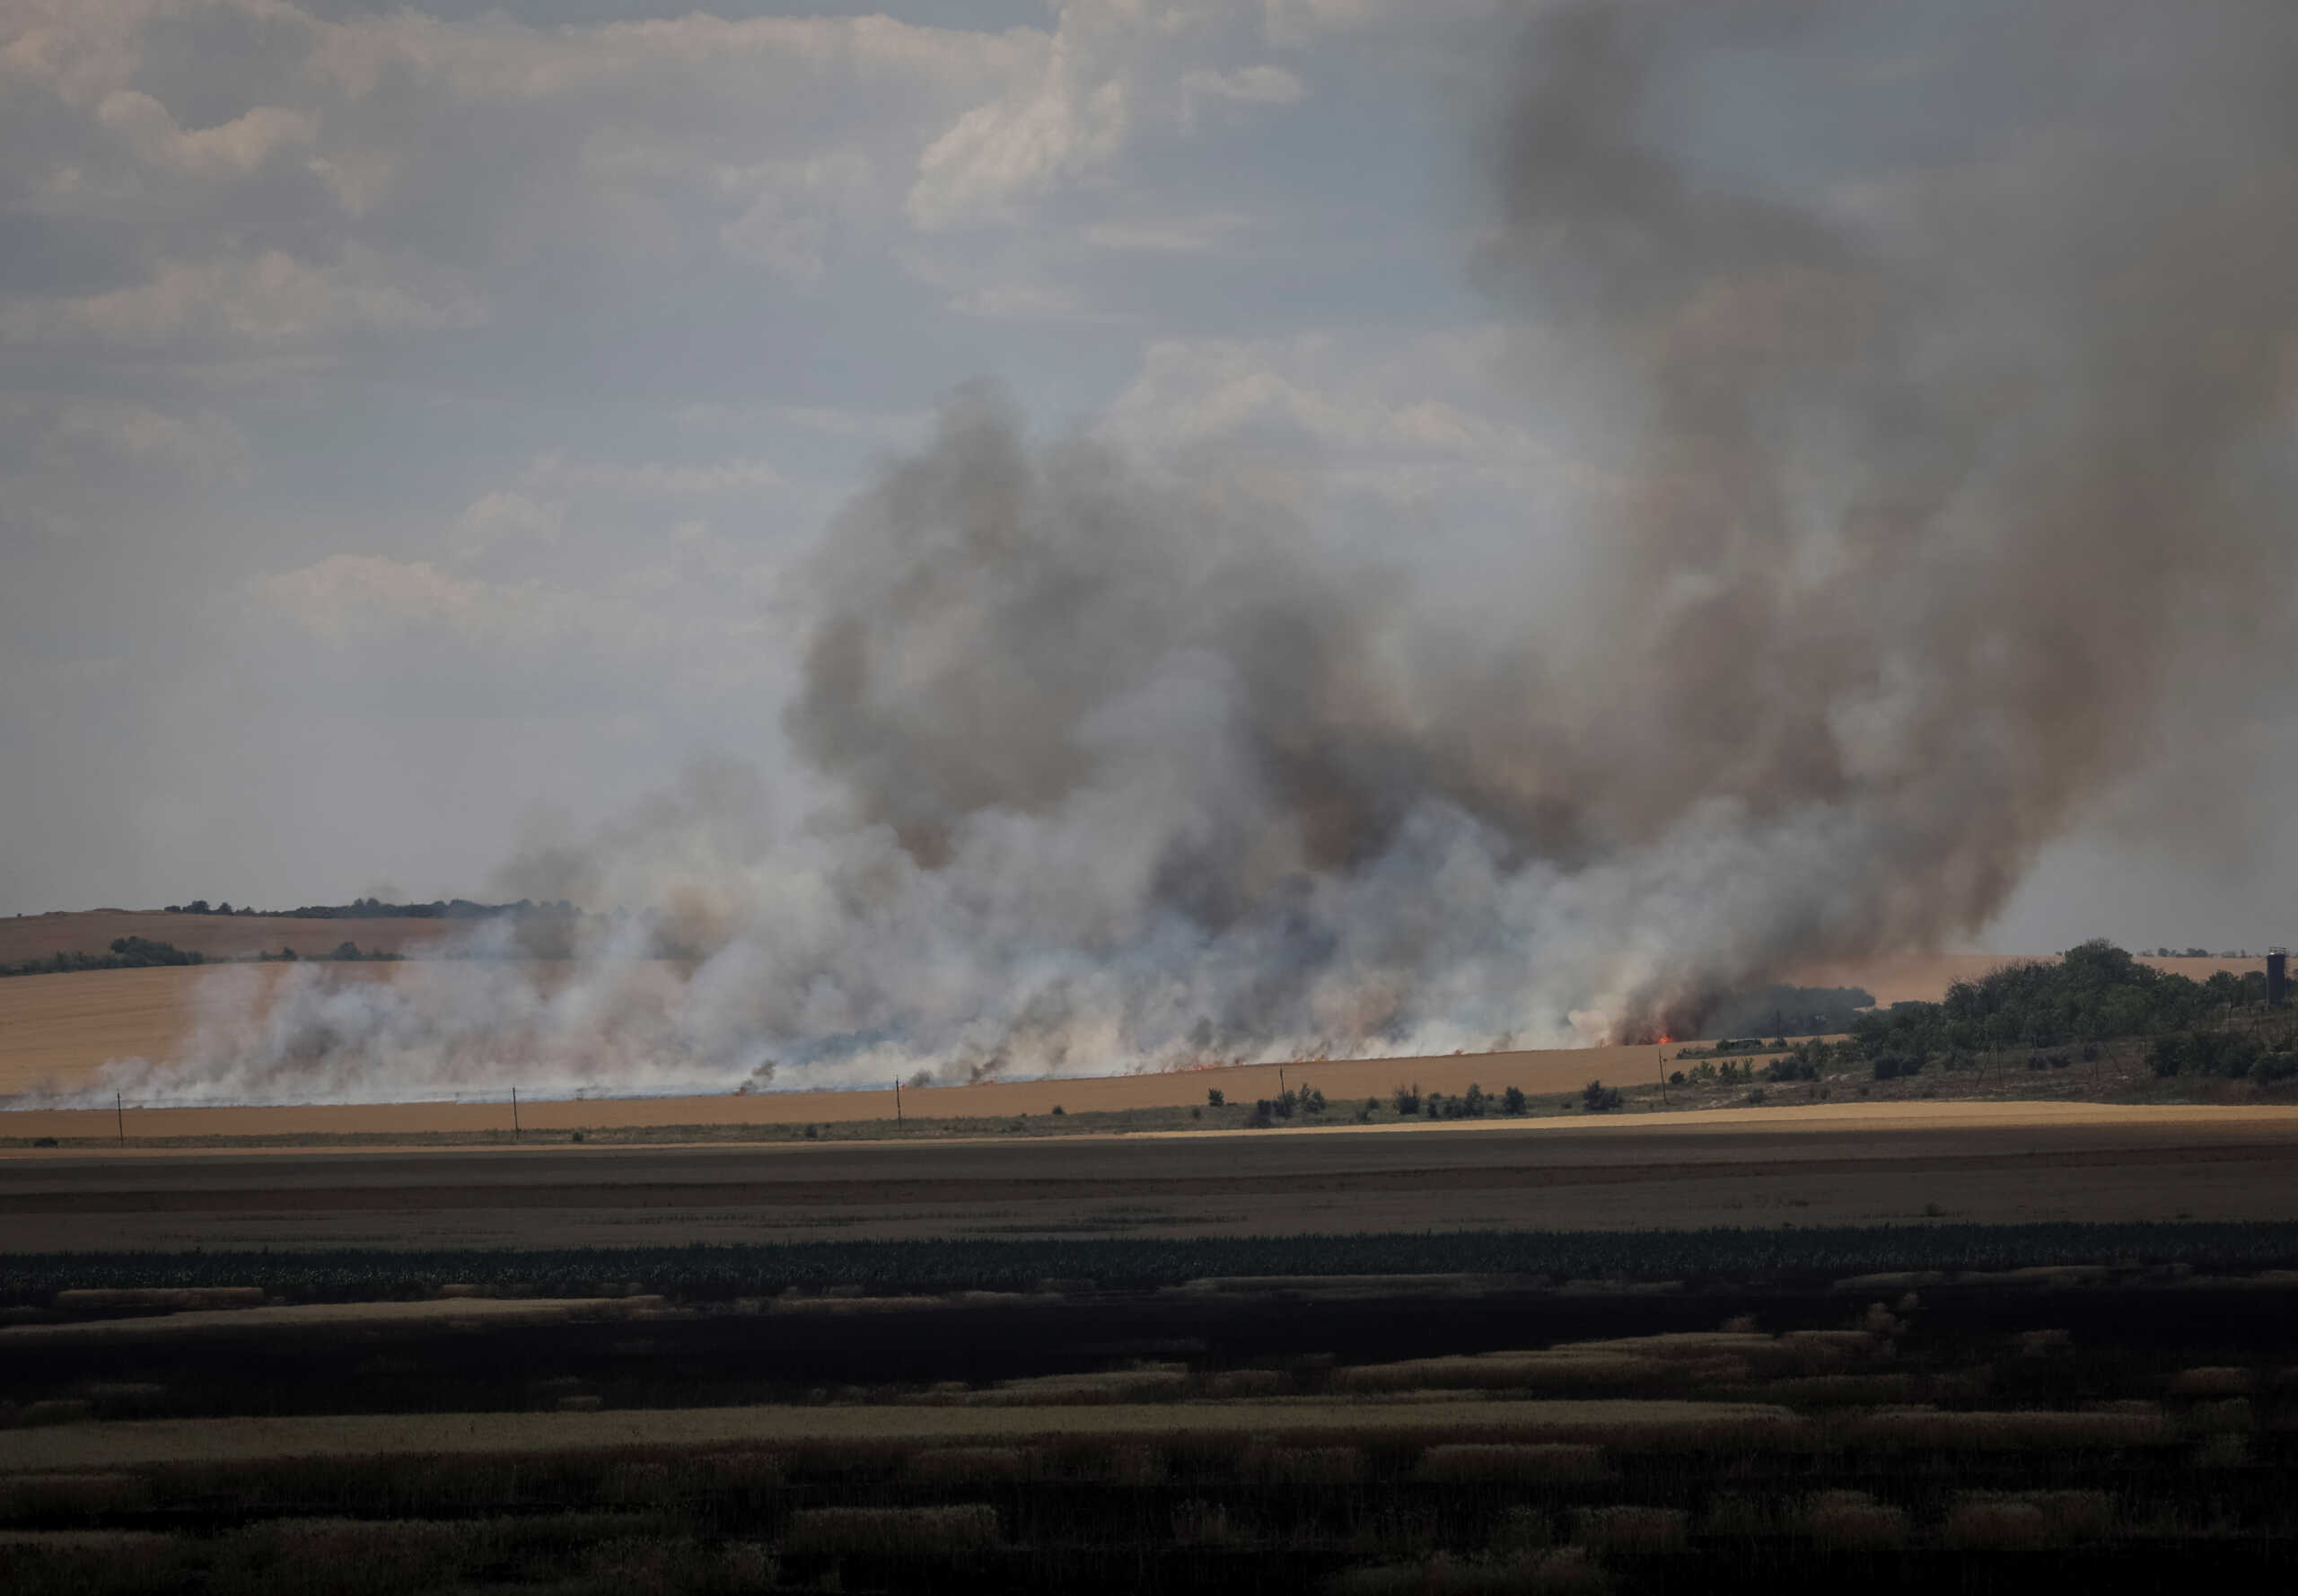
1503,1085,1528,1115
1393,1083,1422,1115
1207,1088,1225,1108
1581,1080,1622,1112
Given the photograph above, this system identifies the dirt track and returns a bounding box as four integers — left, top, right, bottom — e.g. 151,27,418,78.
6,1104,2294,1250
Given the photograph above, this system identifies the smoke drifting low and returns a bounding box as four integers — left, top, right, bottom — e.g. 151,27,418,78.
83,2,2298,1103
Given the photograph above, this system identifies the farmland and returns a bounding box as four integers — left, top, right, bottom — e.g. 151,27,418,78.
0,943,2268,1103
4,1104,2296,1251
4,943,2295,1591
3,1224,2296,1593
0,910,461,969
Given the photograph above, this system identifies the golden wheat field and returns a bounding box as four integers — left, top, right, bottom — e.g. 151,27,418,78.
0,910,458,968
0,939,2265,1112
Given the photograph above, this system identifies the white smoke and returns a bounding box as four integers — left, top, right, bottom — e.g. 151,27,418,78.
57,1,2298,1106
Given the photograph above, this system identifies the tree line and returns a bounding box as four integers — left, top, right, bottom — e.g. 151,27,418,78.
159,897,577,919
1847,941,2290,1083
2,936,400,979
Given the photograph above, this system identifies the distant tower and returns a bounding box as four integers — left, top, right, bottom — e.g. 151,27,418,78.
2271,949,2289,1010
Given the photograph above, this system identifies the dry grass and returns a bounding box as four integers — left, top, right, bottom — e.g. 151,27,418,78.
14,1401,92,1427
1939,1498,2050,1549
1171,1498,1244,1547
1417,1444,1608,1484
4,1296,645,1346
2187,1399,2252,1434
1206,1369,1294,1398
3,1019,1694,1130
0,968,212,1098
2167,1366,2254,1398
1333,1355,1668,1395
1329,1329,1885,1399
905,1445,1036,1484
0,1399,1805,1475
0,1529,185,1596
215,1516,481,1596
53,1287,265,1311
1759,1374,1913,1407
1844,1406,2174,1450
1241,1443,1366,1484
784,1503,1002,1557
1797,1490,1908,1549
1329,1549,1609,1595
1569,1505,1687,1555
0,1474,152,1520
924,1368,1193,1406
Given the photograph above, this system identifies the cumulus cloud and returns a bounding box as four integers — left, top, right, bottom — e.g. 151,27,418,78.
0,2,1034,362
0,248,483,346
907,3,1317,230
93,91,316,179
1100,331,1581,513
8,397,250,479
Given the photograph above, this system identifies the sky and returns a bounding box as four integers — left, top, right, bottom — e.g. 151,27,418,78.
3,0,2293,959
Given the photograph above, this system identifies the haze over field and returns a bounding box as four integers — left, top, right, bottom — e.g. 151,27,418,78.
5,3,2294,1102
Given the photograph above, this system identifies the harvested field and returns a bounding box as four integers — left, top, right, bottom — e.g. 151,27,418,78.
0,967,1706,1113
3,1106,2296,1250
0,969,207,1099
5,946,2267,1109
0,1398,1801,1474
2,1237,2294,1593
0,1297,658,1346
0,967,422,1100
0,910,457,968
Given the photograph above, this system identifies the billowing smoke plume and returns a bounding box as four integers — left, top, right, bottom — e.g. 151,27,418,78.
76,1,2298,1103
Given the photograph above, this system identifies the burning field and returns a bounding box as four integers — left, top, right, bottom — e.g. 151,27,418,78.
4,2,2290,1114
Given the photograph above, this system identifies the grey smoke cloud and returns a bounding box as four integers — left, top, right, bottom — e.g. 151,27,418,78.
73,0,2298,1103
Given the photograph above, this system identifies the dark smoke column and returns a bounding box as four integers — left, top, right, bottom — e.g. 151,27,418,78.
1478,0,2298,1035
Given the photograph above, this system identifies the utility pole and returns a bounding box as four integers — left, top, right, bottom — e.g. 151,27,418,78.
1657,1047,1666,1105
511,1085,520,1141
894,1078,903,1124
116,1092,125,1147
